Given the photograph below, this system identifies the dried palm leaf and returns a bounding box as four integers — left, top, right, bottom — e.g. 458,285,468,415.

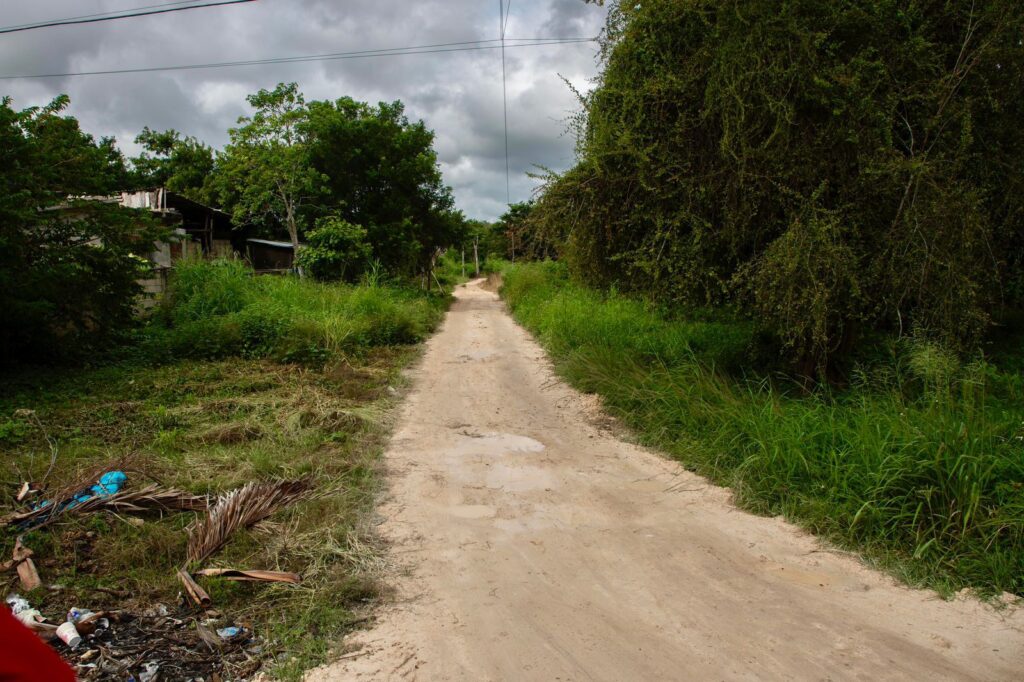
186,479,313,565
3,484,209,529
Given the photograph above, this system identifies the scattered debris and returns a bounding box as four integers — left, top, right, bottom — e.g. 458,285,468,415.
176,569,212,608
5,482,209,529
6,593,58,639
6,593,262,680
16,481,40,503
196,568,301,584
187,479,313,564
4,536,43,590
56,621,81,648
3,472,315,678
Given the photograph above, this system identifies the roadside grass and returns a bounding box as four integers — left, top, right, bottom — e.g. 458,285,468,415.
0,262,449,679
501,261,1024,598
141,259,446,364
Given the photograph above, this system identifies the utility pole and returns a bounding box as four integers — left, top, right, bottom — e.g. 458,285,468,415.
462,247,466,278
473,237,480,276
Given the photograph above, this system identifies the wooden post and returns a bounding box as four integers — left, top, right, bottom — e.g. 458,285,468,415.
473,237,480,276
461,248,466,278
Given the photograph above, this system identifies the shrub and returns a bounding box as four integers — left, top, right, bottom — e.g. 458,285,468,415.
296,216,371,282
0,96,165,365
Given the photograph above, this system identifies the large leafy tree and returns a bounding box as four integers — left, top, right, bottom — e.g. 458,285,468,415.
131,127,215,203
0,95,163,364
304,97,462,275
217,83,325,250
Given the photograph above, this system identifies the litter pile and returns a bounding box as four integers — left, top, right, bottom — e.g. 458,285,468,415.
8,595,263,680
3,468,316,678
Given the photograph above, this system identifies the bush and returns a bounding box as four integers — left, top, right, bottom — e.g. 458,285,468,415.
163,258,251,324
296,216,371,282
0,96,164,365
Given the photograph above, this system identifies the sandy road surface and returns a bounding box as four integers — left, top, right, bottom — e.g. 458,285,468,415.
311,278,1023,681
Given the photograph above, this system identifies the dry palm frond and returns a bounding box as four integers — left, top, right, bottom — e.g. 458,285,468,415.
186,479,314,565
4,484,209,529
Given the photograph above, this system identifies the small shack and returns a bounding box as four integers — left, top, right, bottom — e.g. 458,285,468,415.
119,189,248,258
246,239,298,273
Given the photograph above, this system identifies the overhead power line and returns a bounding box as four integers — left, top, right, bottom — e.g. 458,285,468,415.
0,0,256,35
0,37,596,80
0,1,206,31
499,1,511,207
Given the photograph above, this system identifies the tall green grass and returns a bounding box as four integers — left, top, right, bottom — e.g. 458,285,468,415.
502,262,1024,596
144,259,446,363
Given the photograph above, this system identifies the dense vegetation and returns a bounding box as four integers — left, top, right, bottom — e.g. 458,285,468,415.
0,96,163,364
530,0,1024,374
503,262,1023,596
1,80,474,368
143,259,447,364
142,82,464,277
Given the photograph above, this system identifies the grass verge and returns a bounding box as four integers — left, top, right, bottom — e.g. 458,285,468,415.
1,262,448,679
501,261,1024,598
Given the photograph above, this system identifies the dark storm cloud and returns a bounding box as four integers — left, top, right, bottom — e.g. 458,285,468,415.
0,0,605,219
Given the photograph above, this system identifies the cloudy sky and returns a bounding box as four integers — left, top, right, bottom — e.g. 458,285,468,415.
0,0,607,220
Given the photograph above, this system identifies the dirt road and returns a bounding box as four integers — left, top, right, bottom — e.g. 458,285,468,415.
312,278,1023,681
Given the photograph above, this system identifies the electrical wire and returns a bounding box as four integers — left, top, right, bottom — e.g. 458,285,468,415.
0,0,256,35
0,37,596,80
499,1,511,207
502,0,513,38
0,1,206,31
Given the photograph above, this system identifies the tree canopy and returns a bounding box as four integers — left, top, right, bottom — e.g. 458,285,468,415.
0,96,163,364
131,127,216,203
304,96,462,275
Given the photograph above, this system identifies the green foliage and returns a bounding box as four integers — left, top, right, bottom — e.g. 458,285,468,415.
496,201,552,261
216,83,326,249
531,0,1024,372
296,216,372,282
503,262,1024,596
164,258,252,323
0,95,164,365
213,84,463,275
146,259,446,363
304,96,462,275
131,127,216,202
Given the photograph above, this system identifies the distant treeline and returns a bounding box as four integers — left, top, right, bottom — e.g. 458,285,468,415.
525,0,1024,374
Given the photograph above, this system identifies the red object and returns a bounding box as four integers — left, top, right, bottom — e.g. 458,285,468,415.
0,607,76,681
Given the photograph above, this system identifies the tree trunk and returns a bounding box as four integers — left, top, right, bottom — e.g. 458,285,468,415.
284,199,302,277
473,237,480,276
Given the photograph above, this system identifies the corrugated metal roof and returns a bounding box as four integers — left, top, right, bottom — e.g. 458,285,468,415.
246,239,298,249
